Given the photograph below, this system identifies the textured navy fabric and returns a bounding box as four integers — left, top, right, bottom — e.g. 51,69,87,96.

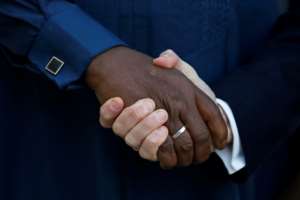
0,0,299,200
0,0,280,86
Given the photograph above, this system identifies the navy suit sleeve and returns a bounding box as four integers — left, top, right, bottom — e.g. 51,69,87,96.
213,2,300,176
0,0,125,89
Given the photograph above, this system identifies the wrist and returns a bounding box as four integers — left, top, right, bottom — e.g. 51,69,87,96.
85,46,128,90
85,58,101,90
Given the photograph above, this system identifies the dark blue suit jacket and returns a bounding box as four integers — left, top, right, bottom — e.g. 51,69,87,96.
0,0,299,200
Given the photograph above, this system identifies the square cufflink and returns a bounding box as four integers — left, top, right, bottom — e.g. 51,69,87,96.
45,56,64,75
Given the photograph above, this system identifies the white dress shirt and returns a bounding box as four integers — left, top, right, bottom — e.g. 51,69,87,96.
214,98,246,175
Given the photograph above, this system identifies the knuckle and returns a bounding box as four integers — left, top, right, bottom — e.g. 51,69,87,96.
100,113,112,125
141,120,154,131
208,106,219,119
159,139,173,154
143,98,156,109
196,145,212,163
100,102,115,118
211,124,228,149
179,160,192,167
174,100,186,111
215,135,229,150
139,148,156,161
99,117,108,128
160,161,176,170
112,122,123,137
112,122,119,133
150,118,161,127
198,154,210,163
125,134,138,149
216,142,227,150
124,134,131,144
147,137,157,147
179,142,193,152
167,97,185,115
194,132,210,145
217,131,228,148
158,152,177,169
100,109,110,122
127,107,143,121
218,127,228,140
99,105,107,116
143,110,167,130
139,151,148,161
148,136,161,149
138,149,148,160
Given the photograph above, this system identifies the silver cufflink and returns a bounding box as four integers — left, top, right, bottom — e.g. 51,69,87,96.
45,56,64,75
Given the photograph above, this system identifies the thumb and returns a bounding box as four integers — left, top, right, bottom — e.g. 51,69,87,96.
153,49,179,68
154,50,216,101
195,93,228,149
99,97,125,128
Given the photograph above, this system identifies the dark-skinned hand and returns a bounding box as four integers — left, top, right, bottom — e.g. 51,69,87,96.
85,46,227,169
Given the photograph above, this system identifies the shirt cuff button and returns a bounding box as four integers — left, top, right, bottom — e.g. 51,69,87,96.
45,56,64,75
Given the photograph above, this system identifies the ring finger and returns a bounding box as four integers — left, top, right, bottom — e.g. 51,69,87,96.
169,117,194,167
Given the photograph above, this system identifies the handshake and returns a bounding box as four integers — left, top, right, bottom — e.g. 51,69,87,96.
86,47,232,169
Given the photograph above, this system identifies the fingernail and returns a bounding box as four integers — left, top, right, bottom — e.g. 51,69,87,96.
160,49,173,57
161,52,171,57
153,127,167,140
138,99,155,114
144,99,156,111
110,99,122,112
155,110,168,122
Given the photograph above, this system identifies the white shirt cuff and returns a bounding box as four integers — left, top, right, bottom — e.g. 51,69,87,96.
215,98,246,175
